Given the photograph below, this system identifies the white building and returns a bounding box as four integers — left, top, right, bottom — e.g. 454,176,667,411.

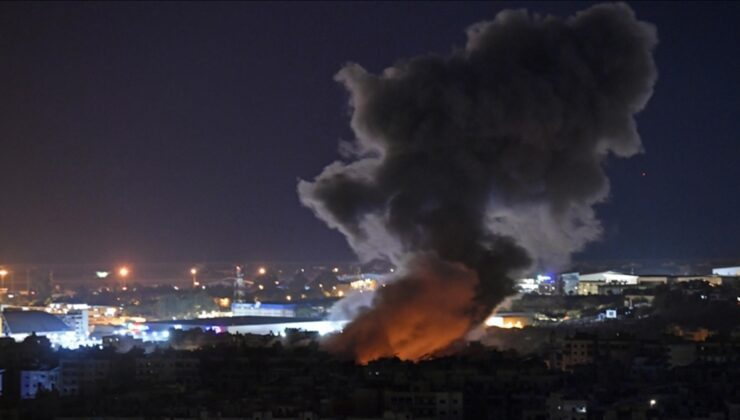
20,367,59,399
712,266,740,276
231,302,296,317
60,308,89,337
516,274,556,294
577,271,638,295
1,309,76,346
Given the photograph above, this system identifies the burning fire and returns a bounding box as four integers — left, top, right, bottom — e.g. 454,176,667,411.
324,257,479,364
484,316,524,329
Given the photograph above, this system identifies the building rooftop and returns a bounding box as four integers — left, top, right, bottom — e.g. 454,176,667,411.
1,309,72,335
146,315,325,328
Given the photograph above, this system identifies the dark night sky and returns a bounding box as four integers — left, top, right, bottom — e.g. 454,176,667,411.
0,2,738,264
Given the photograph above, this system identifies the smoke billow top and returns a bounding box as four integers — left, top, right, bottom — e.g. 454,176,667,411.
298,3,657,363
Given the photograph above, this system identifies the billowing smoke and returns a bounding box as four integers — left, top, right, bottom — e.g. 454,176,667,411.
298,3,657,363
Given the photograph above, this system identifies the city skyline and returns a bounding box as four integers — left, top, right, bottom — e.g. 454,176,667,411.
1,3,740,418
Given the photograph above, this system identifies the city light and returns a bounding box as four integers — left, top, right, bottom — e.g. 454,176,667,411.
332,267,339,273
118,267,130,278
650,399,657,408
190,267,199,287
258,267,267,275
286,295,292,301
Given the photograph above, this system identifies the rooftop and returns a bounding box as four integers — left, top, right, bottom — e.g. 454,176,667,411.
1,309,72,335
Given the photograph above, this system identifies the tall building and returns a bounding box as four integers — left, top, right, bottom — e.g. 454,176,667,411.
234,265,246,303
60,308,89,338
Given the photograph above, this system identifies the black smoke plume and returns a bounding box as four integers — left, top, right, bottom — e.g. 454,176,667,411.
298,3,657,363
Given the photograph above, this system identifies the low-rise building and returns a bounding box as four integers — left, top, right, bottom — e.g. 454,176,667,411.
675,274,723,286
231,302,297,317
712,266,740,277
577,271,638,295
20,367,59,399
1,309,75,346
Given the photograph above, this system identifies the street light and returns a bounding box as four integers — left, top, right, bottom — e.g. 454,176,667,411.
190,267,199,287
118,266,130,290
258,267,267,275
0,268,8,289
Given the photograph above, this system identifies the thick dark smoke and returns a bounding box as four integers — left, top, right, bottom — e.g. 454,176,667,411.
298,3,657,363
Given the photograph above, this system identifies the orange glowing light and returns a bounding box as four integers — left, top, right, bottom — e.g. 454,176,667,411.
325,257,478,364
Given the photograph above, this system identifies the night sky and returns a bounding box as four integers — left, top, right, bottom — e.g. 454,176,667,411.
0,2,738,264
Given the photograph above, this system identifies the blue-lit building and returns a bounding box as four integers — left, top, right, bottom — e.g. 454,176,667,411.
1,309,75,345
231,302,297,317
20,367,59,399
144,315,346,337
